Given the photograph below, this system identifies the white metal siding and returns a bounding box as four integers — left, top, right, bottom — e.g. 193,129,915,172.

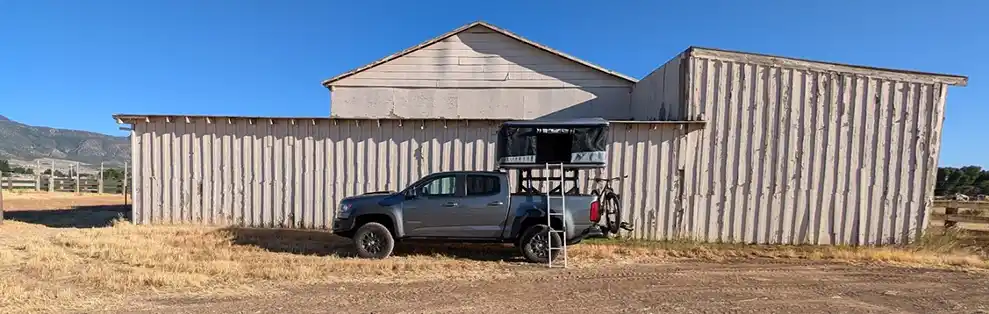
680,49,951,245
335,26,626,88
329,26,633,120
129,118,692,239
331,87,632,120
630,52,685,120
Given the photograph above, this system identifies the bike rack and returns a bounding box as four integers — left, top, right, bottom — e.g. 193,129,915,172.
514,167,580,195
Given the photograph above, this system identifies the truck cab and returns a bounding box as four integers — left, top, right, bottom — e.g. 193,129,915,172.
332,170,603,263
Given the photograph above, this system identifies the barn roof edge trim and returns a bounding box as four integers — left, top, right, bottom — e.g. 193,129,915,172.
685,46,968,86
112,114,707,126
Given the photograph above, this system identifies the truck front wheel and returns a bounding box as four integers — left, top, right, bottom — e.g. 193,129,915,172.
519,224,562,263
353,222,395,259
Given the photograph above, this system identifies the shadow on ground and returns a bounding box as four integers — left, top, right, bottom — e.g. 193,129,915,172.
222,227,523,262
4,205,132,228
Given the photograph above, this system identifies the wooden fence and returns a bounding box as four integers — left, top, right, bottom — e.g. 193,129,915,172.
0,175,129,194
931,200,989,232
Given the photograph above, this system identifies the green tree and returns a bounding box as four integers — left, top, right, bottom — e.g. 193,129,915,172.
936,166,989,196
102,168,125,181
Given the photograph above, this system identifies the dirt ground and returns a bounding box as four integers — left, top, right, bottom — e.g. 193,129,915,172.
1,191,129,229
128,261,989,314
3,191,989,314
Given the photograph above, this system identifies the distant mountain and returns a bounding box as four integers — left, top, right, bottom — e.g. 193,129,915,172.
0,114,129,172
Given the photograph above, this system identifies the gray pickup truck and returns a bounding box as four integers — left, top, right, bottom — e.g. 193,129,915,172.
331,170,603,263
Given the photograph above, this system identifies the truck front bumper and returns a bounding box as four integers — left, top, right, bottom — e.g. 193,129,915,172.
332,217,357,235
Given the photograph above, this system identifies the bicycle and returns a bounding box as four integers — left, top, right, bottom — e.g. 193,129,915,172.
590,175,634,237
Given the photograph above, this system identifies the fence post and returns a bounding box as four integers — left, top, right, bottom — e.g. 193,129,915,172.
74,163,80,194
35,160,40,192
48,160,55,193
0,171,4,225
99,162,104,194
944,204,959,231
123,161,129,205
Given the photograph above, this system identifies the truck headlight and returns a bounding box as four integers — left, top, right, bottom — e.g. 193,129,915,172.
337,203,352,219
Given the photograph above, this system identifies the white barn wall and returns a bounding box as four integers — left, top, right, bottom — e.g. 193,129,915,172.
329,26,634,120
629,52,686,120
677,48,964,245
126,116,694,240
331,87,632,120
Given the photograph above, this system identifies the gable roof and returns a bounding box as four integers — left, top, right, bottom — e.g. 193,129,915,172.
320,21,637,87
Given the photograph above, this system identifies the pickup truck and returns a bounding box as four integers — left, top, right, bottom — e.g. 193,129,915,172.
331,170,603,263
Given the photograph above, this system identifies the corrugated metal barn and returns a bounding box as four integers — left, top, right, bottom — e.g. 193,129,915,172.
114,21,967,245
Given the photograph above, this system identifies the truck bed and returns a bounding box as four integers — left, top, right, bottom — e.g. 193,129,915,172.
505,193,601,243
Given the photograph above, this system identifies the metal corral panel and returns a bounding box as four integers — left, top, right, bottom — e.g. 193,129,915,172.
677,47,966,245
123,115,693,238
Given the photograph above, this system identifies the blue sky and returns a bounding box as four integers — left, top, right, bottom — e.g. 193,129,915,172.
1,0,985,167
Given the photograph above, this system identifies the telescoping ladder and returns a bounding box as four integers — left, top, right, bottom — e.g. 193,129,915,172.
545,162,567,268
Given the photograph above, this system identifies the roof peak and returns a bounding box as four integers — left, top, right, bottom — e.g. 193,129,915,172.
320,20,636,87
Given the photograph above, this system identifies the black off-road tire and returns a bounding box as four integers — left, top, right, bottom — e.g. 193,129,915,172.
353,222,395,259
519,224,562,264
599,191,623,236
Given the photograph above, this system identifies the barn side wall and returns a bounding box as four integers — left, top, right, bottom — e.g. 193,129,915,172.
128,118,697,240
678,48,951,245
629,51,686,121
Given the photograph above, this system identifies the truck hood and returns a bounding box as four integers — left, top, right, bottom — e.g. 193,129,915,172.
340,192,400,206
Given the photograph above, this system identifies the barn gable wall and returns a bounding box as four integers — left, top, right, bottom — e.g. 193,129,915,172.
329,26,633,120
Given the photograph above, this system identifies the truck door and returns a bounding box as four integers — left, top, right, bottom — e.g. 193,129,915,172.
401,173,461,237
458,174,510,238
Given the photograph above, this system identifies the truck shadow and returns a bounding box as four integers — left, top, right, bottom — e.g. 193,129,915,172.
3,205,132,228
221,227,523,262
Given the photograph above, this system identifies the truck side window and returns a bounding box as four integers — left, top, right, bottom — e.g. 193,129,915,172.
418,176,457,197
466,175,500,196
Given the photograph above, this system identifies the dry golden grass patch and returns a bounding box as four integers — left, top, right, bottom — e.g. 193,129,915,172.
2,214,988,313
0,220,518,313
570,229,989,269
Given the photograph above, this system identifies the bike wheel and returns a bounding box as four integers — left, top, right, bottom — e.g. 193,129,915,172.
601,190,622,235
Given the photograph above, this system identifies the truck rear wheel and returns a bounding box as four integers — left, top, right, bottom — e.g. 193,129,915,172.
519,224,562,264
353,222,395,259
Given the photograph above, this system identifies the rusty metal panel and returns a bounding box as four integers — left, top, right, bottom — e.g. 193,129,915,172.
681,49,954,245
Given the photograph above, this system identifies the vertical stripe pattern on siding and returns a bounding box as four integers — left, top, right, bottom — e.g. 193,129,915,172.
131,119,692,236
684,56,948,245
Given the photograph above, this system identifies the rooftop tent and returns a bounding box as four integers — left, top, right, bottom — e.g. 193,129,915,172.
496,118,610,169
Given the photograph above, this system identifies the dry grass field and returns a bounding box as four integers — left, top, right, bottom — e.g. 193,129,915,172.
2,191,989,313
